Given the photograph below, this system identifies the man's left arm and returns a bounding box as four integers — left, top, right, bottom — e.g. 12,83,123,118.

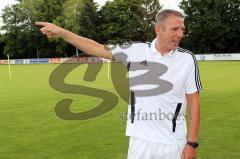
182,91,200,159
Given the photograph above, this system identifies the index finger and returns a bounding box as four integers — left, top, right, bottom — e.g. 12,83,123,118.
35,22,49,27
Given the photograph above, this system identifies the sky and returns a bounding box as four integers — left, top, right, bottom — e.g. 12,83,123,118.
0,0,182,26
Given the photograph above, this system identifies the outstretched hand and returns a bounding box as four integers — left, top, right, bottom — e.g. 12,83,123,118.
35,22,65,38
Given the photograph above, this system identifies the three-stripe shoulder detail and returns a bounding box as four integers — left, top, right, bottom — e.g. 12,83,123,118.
177,48,203,91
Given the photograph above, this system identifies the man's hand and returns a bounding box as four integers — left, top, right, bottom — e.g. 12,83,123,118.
35,22,65,38
181,144,197,159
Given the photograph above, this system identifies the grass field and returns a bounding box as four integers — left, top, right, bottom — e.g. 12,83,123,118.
0,61,240,159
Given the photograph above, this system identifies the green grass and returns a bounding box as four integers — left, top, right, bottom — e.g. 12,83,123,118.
0,61,239,159
198,61,240,159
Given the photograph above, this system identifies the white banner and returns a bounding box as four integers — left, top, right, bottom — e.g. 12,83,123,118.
196,54,240,61
1,54,240,65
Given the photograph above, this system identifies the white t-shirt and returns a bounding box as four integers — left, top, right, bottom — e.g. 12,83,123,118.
111,38,203,145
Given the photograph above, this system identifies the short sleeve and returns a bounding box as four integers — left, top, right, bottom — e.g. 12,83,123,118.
184,56,203,94
108,43,137,67
107,42,149,68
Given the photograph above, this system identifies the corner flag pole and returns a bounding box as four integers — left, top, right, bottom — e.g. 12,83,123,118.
7,54,12,79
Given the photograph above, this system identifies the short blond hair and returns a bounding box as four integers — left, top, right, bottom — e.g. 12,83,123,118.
156,9,184,26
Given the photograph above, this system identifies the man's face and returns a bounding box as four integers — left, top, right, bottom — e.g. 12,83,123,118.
156,15,185,51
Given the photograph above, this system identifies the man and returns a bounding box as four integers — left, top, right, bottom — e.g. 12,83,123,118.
36,9,202,159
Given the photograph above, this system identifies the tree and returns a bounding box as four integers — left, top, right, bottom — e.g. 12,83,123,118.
1,4,26,58
141,0,162,41
98,0,161,44
0,0,68,58
76,0,100,40
54,0,100,57
180,0,240,53
0,0,162,58
0,34,5,59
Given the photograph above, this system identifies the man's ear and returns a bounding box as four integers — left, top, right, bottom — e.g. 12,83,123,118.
155,25,161,35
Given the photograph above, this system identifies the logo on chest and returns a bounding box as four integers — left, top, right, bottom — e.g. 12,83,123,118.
140,60,148,66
